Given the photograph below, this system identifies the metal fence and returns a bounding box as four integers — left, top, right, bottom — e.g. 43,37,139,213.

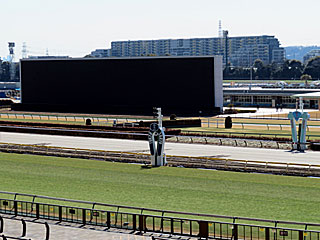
181,129,320,141
1,192,320,239
0,113,147,126
201,118,320,132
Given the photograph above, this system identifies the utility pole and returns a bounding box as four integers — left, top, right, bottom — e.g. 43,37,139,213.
223,30,229,72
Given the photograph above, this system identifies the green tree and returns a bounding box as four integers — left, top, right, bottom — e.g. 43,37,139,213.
253,59,271,80
288,60,303,79
304,56,320,79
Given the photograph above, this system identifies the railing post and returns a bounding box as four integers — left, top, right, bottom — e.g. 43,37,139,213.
36,203,39,219
198,221,208,238
82,209,86,225
107,212,110,228
21,219,26,237
44,222,50,240
233,224,238,240
171,218,174,234
58,206,62,222
132,214,136,231
14,201,18,216
299,230,303,240
139,215,145,233
265,227,270,240
0,215,3,233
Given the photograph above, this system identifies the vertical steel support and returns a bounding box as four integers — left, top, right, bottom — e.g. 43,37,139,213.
36,203,39,219
21,219,26,237
299,230,304,240
265,227,270,240
0,215,3,233
58,206,62,222
171,218,174,234
44,222,50,240
132,214,136,231
233,224,238,240
14,201,18,216
139,215,145,232
199,221,208,238
107,212,110,229
82,209,86,225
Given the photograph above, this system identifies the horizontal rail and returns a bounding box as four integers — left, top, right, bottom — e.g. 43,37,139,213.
1,142,320,169
1,188,320,228
1,193,320,239
0,113,149,122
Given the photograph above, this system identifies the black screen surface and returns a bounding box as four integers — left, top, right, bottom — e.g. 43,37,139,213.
20,57,216,115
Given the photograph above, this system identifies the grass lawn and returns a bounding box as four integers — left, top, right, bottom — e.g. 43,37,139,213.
1,152,320,224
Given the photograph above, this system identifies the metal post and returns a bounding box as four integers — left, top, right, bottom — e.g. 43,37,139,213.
107,212,110,228
36,203,39,219
82,209,86,225
265,227,270,240
14,201,18,216
0,215,3,233
139,215,144,232
233,224,238,240
198,221,209,238
21,219,26,237
58,206,62,222
133,214,136,231
299,230,304,240
171,218,174,234
44,222,50,240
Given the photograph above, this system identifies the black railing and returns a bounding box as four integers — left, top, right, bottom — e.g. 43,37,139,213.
1,192,320,239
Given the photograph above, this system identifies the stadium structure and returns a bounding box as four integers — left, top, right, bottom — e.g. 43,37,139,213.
16,56,223,116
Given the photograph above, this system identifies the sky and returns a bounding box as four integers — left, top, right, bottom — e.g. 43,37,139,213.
1,0,319,60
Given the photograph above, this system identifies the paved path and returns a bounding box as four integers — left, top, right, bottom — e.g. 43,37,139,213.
1,216,151,240
1,215,195,240
0,132,320,165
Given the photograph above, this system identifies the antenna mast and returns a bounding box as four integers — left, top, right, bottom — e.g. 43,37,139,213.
22,42,28,59
218,20,222,37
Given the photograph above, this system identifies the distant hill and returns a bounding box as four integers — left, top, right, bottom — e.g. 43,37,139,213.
285,46,320,61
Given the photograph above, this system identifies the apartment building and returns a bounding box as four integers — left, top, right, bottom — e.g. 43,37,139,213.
111,34,284,67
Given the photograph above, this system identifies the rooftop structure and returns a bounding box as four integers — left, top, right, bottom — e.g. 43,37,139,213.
111,34,285,67
90,49,110,58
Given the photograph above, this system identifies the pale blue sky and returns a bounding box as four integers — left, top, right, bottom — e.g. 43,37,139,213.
1,0,319,59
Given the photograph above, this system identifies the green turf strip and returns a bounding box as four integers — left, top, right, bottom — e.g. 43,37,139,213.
1,152,320,223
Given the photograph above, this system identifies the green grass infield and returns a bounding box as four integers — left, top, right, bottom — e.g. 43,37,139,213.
1,152,320,223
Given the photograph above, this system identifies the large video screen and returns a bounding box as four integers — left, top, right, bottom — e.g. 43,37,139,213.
20,57,218,115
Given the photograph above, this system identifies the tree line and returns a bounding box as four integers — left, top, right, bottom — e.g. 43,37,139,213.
1,56,320,81
224,56,320,80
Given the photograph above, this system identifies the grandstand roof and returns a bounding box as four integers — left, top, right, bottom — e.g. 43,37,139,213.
292,92,320,99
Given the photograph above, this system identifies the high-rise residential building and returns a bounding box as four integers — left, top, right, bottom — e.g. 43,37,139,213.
90,49,111,58
303,49,320,63
111,34,285,67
